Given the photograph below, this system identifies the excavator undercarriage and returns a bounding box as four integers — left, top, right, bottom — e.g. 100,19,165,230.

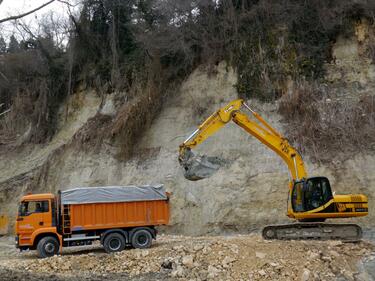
262,223,362,241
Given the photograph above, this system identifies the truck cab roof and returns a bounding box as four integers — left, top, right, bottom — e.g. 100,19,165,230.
21,193,55,201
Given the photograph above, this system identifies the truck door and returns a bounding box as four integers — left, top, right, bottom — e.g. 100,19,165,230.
18,200,52,244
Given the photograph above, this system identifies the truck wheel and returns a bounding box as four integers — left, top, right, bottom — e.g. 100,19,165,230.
131,229,152,249
37,236,59,258
103,233,126,253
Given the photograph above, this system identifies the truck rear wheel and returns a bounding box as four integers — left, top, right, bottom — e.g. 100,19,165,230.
37,236,59,258
103,233,126,253
131,229,152,249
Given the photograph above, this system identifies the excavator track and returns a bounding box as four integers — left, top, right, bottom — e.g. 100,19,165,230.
262,223,362,241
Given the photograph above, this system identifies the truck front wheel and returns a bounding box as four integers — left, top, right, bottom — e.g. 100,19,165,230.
103,233,126,253
131,229,152,249
37,236,59,258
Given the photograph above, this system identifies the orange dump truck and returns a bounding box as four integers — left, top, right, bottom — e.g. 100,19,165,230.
15,185,169,258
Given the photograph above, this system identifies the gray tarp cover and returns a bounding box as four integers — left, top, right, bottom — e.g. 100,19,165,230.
61,185,167,205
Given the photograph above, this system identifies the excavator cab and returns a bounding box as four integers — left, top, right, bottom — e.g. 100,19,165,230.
291,177,333,213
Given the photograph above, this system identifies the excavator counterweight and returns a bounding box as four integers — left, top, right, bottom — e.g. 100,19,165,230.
179,99,368,241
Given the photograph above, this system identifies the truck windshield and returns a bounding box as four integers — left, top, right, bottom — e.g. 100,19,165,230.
18,201,49,216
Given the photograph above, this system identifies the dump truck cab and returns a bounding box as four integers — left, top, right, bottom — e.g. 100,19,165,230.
15,193,61,252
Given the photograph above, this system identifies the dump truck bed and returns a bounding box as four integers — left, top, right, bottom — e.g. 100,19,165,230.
60,185,169,232
69,200,169,231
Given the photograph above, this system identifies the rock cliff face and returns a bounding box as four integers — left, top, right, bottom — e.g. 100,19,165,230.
1,22,375,235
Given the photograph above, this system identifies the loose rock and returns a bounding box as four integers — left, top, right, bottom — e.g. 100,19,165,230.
255,252,266,259
0,234,372,281
301,268,310,281
182,255,194,268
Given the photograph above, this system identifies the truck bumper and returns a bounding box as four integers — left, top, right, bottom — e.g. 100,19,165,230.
15,235,28,251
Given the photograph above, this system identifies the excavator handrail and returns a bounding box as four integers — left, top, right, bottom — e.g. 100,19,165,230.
179,99,307,187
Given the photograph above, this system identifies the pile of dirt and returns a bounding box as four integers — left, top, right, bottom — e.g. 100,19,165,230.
1,235,374,281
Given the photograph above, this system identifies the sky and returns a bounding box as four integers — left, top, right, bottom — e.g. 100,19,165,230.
0,0,78,41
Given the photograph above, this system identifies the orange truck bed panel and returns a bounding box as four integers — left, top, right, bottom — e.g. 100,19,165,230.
70,200,169,231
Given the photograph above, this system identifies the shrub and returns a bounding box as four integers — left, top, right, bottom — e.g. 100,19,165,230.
278,81,375,162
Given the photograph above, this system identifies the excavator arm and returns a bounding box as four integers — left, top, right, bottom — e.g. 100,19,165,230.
179,99,307,186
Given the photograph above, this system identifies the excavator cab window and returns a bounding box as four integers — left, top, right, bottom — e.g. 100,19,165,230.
292,182,304,212
292,177,333,212
304,177,333,211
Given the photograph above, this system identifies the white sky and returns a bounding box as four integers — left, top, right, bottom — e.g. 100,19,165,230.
0,0,78,41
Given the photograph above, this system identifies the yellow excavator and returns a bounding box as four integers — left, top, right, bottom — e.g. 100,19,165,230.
179,99,368,240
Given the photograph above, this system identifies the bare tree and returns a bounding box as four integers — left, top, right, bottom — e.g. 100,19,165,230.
0,0,55,24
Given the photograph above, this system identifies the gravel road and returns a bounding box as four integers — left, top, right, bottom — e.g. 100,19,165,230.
0,234,374,281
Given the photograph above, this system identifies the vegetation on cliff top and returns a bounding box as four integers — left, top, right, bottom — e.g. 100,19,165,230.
0,0,374,160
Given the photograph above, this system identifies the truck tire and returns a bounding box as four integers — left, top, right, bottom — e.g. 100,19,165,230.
131,229,152,249
37,236,59,258
103,232,126,253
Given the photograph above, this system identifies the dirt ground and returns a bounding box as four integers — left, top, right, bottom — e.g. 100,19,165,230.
1,234,375,281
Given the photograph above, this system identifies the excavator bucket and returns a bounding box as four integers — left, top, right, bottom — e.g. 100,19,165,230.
0,214,8,235
179,150,222,181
